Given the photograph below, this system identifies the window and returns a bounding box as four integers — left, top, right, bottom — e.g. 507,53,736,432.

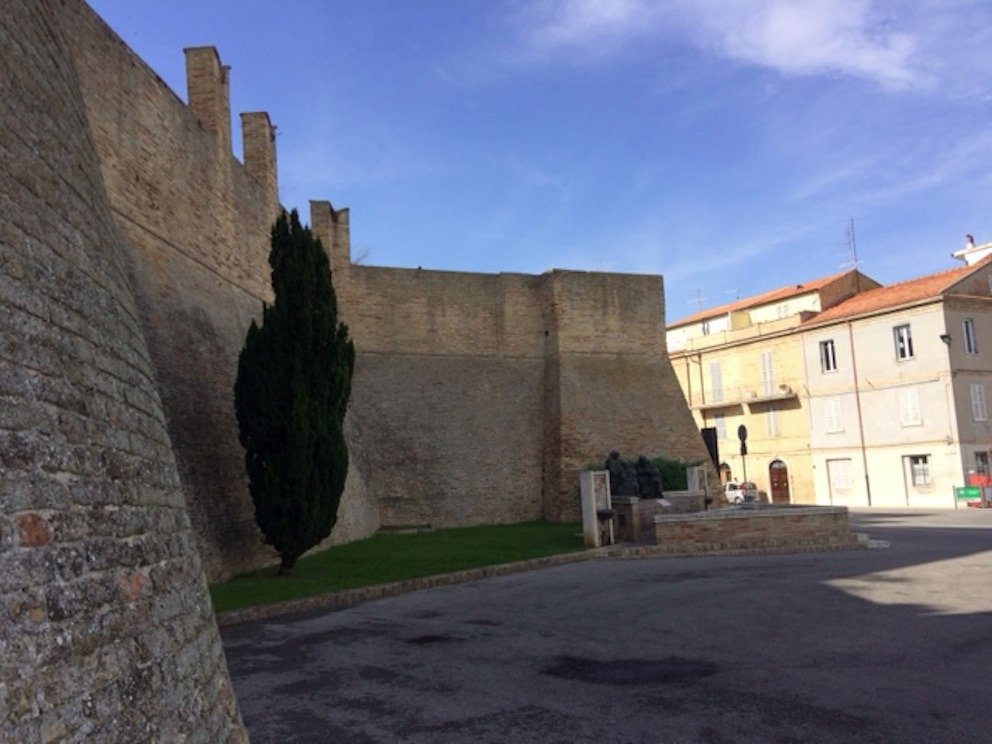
908,455,930,487
819,339,837,372
714,413,726,440
824,397,843,433
894,324,914,360
971,383,987,422
709,362,723,402
827,458,852,492
976,451,989,476
701,320,711,336
761,351,774,396
766,404,780,437
964,318,978,354
776,303,789,319
899,387,921,427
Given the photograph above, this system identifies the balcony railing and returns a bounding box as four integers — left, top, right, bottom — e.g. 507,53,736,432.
691,383,799,411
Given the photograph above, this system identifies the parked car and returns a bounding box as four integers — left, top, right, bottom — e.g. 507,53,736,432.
724,481,759,503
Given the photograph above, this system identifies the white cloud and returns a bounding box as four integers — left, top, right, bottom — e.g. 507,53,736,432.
519,0,922,89
705,1,918,87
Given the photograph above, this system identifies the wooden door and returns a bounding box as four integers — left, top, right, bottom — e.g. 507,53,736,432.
769,460,790,504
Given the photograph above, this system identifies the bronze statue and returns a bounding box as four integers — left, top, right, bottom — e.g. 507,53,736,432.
605,450,639,496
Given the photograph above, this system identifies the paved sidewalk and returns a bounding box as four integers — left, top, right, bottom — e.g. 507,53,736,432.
223,509,992,742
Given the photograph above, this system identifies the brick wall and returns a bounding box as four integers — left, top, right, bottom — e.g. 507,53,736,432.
653,506,859,552
0,1,245,738
34,0,716,586
313,204,718,526
58,1,299,580
547,271,718,518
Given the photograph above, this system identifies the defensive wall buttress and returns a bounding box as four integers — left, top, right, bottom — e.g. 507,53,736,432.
311,202,716,525
1,6,720,735
9,1,716,582
1,1,245,738
3,1,715,733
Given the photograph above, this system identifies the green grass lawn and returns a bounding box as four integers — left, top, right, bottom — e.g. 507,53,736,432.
209,521,584,613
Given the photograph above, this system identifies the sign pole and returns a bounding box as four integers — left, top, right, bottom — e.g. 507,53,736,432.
737,424,748,486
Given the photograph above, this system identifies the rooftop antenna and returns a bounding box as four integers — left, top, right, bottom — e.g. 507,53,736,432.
725,288,740,301
841,217,864,292
841,217,861,271
687,289,706,312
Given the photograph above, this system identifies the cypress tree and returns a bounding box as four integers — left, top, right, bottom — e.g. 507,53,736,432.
234,209,354,574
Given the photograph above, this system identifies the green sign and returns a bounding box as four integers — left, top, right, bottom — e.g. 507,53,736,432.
955,486,982,500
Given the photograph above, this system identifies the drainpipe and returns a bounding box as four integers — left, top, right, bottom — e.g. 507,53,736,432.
847,321,872,506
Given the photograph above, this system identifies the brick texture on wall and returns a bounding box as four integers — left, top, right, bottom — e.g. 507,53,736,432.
26,0,716,589
312,203,718,526
58,0,294,580
0,1,245,738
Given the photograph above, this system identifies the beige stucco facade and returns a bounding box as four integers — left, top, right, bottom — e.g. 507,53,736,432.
669,257,992,510
671,316,813,503
803,285,992,508
667,272,876,503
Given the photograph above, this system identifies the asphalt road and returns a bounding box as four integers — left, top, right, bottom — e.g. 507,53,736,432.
222,508,992,743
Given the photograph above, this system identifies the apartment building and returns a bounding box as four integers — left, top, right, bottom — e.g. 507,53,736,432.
668,240,992,508
667,270,878,503
801,252,992,507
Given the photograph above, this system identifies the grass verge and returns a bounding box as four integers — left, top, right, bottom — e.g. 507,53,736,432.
209,521,584,613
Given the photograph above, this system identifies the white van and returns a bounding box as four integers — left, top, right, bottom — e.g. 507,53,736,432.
724,481,759,503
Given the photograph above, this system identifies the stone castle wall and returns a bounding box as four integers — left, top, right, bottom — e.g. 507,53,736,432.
58,1,379,580
57,1,287,580
313,203,718,524
17,0,715,587
0,0,245,738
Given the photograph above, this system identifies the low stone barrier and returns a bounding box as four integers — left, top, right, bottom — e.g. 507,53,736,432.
653,504,862,553
612,491,709,543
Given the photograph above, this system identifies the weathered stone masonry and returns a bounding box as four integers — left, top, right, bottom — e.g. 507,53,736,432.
12,0,717,588
58,0,285,581
2,0,716,737
0,0,245,739
313,202,718,525
52,0,717,586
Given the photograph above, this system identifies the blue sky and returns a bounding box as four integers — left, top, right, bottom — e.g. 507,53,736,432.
89,0,992,324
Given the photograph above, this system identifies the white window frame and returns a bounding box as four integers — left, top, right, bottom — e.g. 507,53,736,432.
761,351,774,396
714,413,726,440
701,320,711,336
899,387,922,427
971,383,987,422
824,397,843,433
709,362,723,403
826,458,852,492
908,455,931,487
964,318,978,355
819,339,837,373
766,404,780,437
894,324,914,360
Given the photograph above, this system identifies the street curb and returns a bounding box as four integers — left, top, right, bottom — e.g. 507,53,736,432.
215,549,597,627
215,537,873,627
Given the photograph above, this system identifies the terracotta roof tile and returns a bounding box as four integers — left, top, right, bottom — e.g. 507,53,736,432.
804,259,990,326
669,270,854,328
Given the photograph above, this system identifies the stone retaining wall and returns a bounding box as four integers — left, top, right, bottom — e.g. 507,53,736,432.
653,505,860,552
